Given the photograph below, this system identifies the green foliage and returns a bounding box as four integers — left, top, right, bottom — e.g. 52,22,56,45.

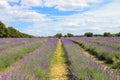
7,27,20,37
0,56,11,70
67,33,74,37
34,67,48,78
111,53,120,68
0,21,8,37
116,32,120,36
21,65,48,79
103,32,111,37
77,68,113,80
7,27,34,38
94,34,102,37
0,21,34,38
54,33,63,38
54,33,74,38
84,32,93,37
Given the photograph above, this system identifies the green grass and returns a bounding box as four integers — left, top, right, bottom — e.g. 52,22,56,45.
77,66,114,80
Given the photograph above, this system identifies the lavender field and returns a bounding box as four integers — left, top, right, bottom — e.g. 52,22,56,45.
1,0,120,79
0,37,119,80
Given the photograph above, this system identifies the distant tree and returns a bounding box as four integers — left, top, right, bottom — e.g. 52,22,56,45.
7,27,34,38
84,32,93,37
63,35,67,37
7,27,20,37
116,32,120,37
0,21,7,37
54,33,63,38
21,33,34,38
111,33,116,37
103,32,111,37
0,21,34,38
67,33,74,37
47,36,53,38
94,34,102,37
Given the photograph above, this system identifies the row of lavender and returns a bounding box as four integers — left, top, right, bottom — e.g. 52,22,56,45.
0,38,46,73
71,37,120,69
0,38,45,51
0,38,58,80
62,38,119,80
76,37,120,50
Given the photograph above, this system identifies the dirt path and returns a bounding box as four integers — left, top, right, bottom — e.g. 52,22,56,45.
50,39,68,80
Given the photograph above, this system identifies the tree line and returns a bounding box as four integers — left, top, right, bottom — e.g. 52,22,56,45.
0,21,34,38
54,32,120,38
84,32,120,37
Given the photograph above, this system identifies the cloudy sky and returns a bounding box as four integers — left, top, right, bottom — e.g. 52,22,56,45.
0,0,120,36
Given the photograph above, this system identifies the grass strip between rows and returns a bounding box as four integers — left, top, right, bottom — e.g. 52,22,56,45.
50,39,69,80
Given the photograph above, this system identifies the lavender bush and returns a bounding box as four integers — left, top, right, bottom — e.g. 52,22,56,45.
71,37,120,68
62,38,117,80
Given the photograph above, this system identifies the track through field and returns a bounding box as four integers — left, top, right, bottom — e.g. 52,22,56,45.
50,39,69,80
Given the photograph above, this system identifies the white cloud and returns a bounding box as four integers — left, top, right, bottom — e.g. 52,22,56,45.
7,0,19,3
0,0,51,25
44,0,102,11
11,9,51,22
21,0,42,8
0,0,10,9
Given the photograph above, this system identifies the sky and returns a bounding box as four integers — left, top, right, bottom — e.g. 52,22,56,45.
0,0,120,36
